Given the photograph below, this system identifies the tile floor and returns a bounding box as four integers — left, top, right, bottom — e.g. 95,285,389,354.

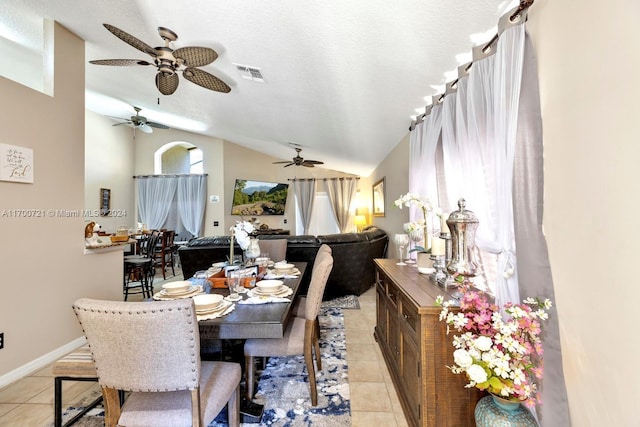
0,272,408,426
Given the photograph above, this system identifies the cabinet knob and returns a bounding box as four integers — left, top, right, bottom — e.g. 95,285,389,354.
403,314,410,320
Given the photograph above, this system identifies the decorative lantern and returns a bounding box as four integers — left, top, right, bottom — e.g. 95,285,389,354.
446,198,479,278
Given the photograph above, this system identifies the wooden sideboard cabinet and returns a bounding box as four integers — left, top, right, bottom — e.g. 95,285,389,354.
373,258,483,427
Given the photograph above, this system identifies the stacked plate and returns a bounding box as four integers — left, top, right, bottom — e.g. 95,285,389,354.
159,281,200,298
273,263,296,275
193,294,226,315
252,280,289,297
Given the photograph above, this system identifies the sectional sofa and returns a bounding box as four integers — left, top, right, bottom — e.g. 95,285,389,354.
178,226,389,299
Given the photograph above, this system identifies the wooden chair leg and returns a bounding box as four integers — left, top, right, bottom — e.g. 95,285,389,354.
228,384,240,427
245,356,255,401
313,317,322,371
304,320,318,406
191,388,202,427
102,387,121,427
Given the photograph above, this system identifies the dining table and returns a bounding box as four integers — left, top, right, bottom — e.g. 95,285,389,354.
196,261,307,340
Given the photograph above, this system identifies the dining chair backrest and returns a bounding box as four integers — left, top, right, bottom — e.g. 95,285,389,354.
304,244,333,321
257,239,288,263
144,230,161,258
73,298,200,392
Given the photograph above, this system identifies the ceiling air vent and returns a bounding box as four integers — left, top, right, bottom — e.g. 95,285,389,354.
233,63,264,82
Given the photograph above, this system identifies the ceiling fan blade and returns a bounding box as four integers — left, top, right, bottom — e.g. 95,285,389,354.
103,24,157,57
112,122,131,127
173,47,218,67
138,124,153,133
302,163,315,168
147,121,170,129
272,161,293,164
304,160,324,165
155,72,179,95
89,59,152,66
183,67,231,93
283,163,295,168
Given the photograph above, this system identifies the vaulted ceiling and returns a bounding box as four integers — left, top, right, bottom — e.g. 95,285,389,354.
1,0,516,176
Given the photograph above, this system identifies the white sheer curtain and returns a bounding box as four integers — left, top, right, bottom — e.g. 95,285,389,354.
407,10,570,425
478,22,525,309
176,174,207,237
137,176,178,229
325,178,358,233
292,179,316,234
408,105,442,226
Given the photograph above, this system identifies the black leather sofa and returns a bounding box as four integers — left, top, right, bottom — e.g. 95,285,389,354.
178,226,388,299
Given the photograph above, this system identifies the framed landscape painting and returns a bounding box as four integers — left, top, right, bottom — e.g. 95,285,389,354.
372,177,385,217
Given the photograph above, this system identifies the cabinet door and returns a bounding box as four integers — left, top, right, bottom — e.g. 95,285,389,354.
401,331,421,426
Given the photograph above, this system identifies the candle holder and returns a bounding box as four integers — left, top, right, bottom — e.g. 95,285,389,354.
438,231,458,289
430,254,447,285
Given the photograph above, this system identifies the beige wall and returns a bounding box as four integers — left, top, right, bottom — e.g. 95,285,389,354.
0,23,123,385
84,111,136,233
366,132,410,257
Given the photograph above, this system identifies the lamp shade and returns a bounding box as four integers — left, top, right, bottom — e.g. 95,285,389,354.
354,215,367,226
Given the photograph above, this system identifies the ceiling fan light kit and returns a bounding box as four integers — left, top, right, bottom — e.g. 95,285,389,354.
90,23,231,95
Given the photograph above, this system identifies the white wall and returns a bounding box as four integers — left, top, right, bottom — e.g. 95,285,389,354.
528,0,640,424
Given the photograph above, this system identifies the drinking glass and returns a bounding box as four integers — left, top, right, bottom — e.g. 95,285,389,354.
193,270,211,293
394,234,410,266
227,270,241,299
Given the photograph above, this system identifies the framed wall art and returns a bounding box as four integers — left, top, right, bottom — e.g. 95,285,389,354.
0,143,33,183
100,188,111,216
372,177,386,217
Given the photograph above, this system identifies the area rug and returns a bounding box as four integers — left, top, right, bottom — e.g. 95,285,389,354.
52,307,350,427
321,294,360,309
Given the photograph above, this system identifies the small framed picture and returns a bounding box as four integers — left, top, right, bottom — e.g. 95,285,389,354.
372,177,386,217
100,188,111,216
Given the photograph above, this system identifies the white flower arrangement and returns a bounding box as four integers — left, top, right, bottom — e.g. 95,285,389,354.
394,192,440,252
231,220,255,250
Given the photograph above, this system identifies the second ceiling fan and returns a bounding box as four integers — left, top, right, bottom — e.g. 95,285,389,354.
110,106,169,134
273,147,324,168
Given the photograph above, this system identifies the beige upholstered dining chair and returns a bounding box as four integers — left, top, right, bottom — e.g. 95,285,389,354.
244,244,333,406
73,298,241,427
256,238,288,263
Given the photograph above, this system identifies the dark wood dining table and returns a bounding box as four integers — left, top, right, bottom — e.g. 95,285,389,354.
197,262,306,340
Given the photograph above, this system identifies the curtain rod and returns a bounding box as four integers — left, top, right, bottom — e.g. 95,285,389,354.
409,0,534,131
133,173,209,178
288,177,360,182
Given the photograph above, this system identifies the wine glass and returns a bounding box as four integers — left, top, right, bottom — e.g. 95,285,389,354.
394,234,410,266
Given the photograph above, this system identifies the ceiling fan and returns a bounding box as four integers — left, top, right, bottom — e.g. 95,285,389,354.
110,106,169,134
90,23,231,95
273,147,324,168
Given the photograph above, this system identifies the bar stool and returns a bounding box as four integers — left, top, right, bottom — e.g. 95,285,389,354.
53,346,101,427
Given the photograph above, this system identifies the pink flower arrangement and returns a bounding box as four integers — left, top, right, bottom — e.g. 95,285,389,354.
436,284,552,408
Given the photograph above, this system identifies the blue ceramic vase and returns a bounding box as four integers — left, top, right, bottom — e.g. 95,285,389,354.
475,394,538,427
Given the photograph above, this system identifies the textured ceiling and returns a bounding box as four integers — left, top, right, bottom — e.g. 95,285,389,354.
1,0,516,176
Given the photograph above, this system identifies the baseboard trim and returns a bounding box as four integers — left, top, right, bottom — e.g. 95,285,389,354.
0,337,87,389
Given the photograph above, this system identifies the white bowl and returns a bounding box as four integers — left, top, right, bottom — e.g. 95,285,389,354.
256,279,284,294
417,267,435,275
162,281,192,294
274,263,295,272
193,294,223,311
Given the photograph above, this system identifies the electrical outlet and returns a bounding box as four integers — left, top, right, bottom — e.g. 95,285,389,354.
0,332,4,350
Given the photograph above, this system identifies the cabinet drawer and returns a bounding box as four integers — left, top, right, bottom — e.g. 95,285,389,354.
400,295,419,339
